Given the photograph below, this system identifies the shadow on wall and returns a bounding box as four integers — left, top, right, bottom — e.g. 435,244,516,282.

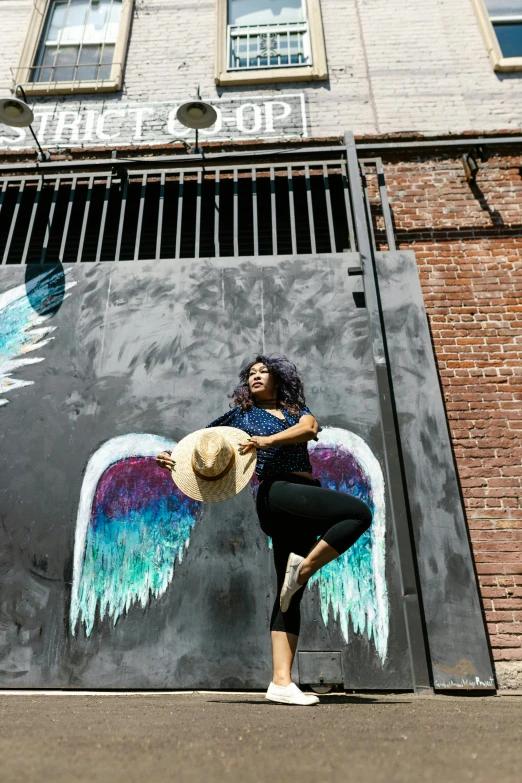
0,264,75,407
25,262,66,316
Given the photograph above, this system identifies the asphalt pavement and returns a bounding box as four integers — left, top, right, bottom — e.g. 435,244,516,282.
0,691,521,783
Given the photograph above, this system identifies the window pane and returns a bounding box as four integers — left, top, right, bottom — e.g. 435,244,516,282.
107,0,123,39
76,44,101,80
46,1,68,42
35,46,57,82
54,45,79,81
100,44,115,79
493,21,522,55
84,0,122,44
229,0,305,26
60,1,90,45
486,0,522,15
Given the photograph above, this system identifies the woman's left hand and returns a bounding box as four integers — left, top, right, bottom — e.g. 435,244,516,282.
238,436,272,454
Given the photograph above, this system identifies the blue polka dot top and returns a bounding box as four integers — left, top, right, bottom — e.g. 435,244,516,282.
206,405,321,479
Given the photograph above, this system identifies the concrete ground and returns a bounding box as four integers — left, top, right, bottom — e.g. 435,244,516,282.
0,691,521,783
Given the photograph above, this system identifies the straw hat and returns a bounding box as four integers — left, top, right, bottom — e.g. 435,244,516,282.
170,427,257,503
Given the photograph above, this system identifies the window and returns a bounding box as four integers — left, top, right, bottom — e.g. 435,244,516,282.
215,0,327,85
33,0,122,84
473,0,522,70
228,0,310,71
14,0,133,94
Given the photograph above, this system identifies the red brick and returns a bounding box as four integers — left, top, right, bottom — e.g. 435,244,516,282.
375,155,522,656
496,623,522,634
489,635,522,648
493,648,522,661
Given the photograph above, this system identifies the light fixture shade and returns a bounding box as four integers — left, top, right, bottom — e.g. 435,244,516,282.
0,95,34,127
176,100,217,130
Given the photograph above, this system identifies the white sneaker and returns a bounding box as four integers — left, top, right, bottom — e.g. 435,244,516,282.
265,682,319,706
280,552,305,612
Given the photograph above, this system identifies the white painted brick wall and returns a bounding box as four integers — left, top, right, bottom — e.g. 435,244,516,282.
1,0,522,141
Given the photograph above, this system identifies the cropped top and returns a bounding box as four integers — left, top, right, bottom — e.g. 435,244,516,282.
206,405,321,480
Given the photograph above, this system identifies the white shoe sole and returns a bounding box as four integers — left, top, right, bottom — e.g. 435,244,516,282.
265,694,319,706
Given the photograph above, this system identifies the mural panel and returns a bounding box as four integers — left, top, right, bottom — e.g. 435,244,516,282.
0,257,410,689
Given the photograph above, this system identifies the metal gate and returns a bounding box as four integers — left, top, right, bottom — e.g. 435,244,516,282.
0,134,494,691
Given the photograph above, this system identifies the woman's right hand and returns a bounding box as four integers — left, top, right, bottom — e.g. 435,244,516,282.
156,451,176,471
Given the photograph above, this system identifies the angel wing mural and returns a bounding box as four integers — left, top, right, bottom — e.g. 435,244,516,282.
70,433,203,637
308,428,389,663
71,427,388,665
0,267,76,406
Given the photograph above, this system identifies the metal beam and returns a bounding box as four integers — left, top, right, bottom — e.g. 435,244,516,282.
344,130,432,693
1,134,522,175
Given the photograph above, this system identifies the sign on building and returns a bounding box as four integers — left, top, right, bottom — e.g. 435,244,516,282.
0,94,308,151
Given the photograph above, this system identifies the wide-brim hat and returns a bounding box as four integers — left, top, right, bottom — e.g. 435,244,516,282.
171,426,256,503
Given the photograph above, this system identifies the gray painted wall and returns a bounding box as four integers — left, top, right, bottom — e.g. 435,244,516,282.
377,251,495,690
0,257,412,689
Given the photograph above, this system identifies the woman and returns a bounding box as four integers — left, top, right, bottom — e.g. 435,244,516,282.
157,355,372,706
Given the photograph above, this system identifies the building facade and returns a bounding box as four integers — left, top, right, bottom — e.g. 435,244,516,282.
0,0,521,691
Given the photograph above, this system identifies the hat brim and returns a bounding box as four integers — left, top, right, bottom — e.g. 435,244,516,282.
170,426,257,503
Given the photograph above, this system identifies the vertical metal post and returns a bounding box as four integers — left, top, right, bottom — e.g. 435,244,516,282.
134,173,147,261
41,178,60,264
77,175,94,263
344,130,432,693
375,158,397,251
22,177,43,264
2,180,25,265
252,168,259,257
287,166,297,255
305,165,316,254
214,171,220,258
0,180,7,220
233,169,239,258
323,164,336,253
156,172,165,261
360,162,378,252
175,172,184,260
96,175,111,263
115,174,128,262
195,170,202,259
59,176,77,263
270,167,277,255
341,162,356,251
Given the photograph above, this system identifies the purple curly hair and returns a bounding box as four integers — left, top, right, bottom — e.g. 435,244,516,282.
230,355,306,416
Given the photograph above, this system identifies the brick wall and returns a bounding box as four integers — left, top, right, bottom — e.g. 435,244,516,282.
370,148,522,687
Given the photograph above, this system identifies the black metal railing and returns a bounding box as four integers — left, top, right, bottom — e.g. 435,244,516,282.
0,154,357,264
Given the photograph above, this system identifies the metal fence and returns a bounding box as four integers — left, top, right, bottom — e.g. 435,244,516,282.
0,155,358,264
228,22,310,70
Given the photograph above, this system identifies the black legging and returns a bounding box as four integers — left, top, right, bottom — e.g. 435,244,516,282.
256,473,372,637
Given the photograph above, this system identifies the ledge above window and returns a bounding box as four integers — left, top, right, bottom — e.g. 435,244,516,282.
215,0,328,86
12,0,133,96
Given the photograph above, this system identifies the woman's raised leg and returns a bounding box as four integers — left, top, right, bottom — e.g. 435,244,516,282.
269,481,373,609
297,539,340,584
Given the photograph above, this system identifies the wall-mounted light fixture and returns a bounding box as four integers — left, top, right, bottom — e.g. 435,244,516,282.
176,87,217,154
0,85,50,162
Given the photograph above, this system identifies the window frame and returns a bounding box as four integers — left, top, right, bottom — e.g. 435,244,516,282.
215,0,327,85
14,0,133,95
472,0,522,71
